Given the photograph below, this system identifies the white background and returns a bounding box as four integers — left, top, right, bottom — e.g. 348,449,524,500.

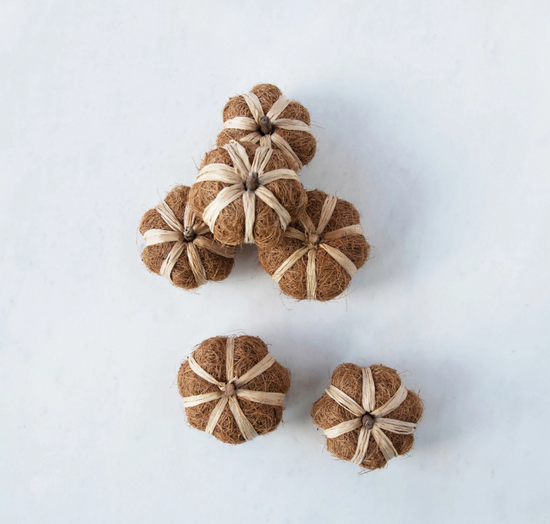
1,1,549,523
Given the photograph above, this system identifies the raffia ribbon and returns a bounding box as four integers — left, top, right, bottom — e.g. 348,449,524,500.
223,91,312,170
271,195,364,300
324,367,417,465
143,199,235,286
182,338,286,441
196,140,300,244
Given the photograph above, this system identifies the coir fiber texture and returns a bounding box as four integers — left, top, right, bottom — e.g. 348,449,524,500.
189,142,307,248
139,185,233,289
178,335,291,444
257,189,370,301
217,83,316,169
311,363,424,470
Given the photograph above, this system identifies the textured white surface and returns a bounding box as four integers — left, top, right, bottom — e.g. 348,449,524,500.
1,1,549,523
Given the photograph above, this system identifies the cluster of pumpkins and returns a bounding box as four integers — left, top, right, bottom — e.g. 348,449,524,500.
137,85,424,471
177,334,423,471
138,83,370,301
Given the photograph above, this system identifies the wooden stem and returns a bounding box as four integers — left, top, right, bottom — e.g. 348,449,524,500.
361,413,374,430
259,115,273,135
246,172,260,191
183,226,196,242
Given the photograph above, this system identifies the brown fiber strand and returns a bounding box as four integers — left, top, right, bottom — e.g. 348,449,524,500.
257,189,371,301
189,142,307,248
178,336,291,445
216,83,316,169
139,185,234,290
311,364,424,470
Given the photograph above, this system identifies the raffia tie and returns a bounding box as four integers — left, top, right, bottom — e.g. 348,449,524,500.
182,338,286,441
324,367,417,465
143,200,235,286
271,195,364,300
223,91,312,170
196,140,300,244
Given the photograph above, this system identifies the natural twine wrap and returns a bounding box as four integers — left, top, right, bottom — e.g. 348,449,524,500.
312,364,424,470
258,189,370,301
178,335,291,444
191,140,306,247
139,185,235,289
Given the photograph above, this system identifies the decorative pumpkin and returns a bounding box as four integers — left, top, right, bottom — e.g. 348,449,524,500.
312,363,424,470
258,189,370,301
189,140,307,248
139,185,235,290
178,335,291,444
217,83,316,171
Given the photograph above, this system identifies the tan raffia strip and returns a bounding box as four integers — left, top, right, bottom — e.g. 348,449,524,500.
228,396,257,441
236,389,285,406
197,141,300,244
324,418,362,439
188,355,224,388
223,91,312,169
205,396,229,435
325,385,364,417
271,195,365,300
323,367,416,465
182,338,286,441
226,336,236,381
181,391,222,407
143,199,235,286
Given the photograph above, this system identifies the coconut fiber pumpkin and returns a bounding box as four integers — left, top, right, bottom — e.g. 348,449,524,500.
217,83,316,170
258,189,370,301
312,363,424,470
189,140,307,248
139,185,235,290
178,335,291,444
